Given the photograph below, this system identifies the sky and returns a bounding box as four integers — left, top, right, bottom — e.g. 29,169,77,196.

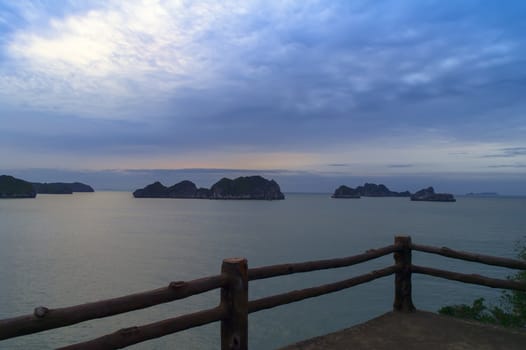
0,0,525,193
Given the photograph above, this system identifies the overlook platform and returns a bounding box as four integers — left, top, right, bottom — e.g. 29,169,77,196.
281,310,526,350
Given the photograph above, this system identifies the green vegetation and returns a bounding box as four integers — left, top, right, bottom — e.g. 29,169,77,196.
438,241,526,328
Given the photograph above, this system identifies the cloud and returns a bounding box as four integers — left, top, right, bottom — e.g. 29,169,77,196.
482,147,526,158
2,0,525,123
1,1,249,119
388,164,413,168
487,164,526,168
1,1,526,174
123,168,292,175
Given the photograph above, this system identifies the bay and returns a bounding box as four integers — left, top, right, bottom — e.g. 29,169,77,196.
0,192,525,349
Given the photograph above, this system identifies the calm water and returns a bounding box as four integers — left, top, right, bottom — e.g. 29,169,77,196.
0,192,525,349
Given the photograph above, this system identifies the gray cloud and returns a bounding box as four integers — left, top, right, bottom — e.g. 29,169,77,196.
1,1,526,171
327,163,350,167
483,147,526,158
487,164,526,168
388,164,414,168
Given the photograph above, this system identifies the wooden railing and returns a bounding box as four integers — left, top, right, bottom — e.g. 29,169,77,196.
1,236,526,349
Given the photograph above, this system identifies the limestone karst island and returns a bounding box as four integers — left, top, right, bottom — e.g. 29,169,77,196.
0,175,94,198
32,182,94,194
331,183,411,198
410,187,456,202
133,175,285,200
0,175,37,198
331,183,456,202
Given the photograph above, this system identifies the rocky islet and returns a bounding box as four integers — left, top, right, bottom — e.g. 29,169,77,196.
332,183,455,202
133,175,285,200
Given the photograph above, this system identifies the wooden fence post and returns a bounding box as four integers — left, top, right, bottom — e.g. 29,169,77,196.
221,258,248,350
393,236,416,312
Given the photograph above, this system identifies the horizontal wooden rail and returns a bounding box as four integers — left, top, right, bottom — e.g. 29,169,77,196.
3,236,526,350
0,275,226,341
58,306,227,350
412,244,526,270
412,265,526,291
248,265,399,313
248,245,398,281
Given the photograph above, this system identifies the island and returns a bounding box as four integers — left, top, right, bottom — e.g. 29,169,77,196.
0,175,37,198
133,180,210,198
32,182,94,194
133,176,285,200
331,183,410,198
466,192,499,197
210,176,285,200
410,187,456,202
331,185,360,198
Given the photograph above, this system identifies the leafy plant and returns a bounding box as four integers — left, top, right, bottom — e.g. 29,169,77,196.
438,240,526,328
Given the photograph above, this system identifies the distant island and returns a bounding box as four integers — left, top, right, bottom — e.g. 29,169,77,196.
133,175,285,200
0,175,37,198
332,183,410,198
466,192,499,197
32,182,94,194
133,180,211,198
0,175,95,198
410,187,456,202
331,185,361,198
331,183,456,202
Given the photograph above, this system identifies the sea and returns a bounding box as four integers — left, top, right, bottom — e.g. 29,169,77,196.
0,192,525,349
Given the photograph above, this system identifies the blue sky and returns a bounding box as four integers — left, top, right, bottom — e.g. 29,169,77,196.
1,1,525,193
